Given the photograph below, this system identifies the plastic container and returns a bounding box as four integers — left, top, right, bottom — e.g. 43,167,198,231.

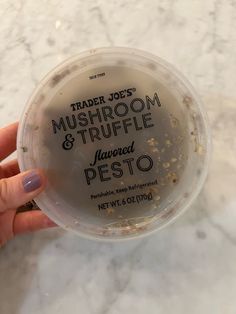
17,47,211,240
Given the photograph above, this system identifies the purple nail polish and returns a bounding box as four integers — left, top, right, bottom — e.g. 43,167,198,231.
23,172,42,193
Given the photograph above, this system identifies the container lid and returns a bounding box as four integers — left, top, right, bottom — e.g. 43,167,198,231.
17,47,210,240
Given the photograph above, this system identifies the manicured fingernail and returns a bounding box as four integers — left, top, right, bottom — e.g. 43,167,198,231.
23,172,42,193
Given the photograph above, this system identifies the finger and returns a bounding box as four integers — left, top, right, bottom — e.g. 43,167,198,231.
0,122,18,161
0,169,46,212
0,159,20,179
13,210,57,235
0,209,16,247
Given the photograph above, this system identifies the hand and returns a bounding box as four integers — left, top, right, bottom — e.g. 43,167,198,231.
0,122,56,247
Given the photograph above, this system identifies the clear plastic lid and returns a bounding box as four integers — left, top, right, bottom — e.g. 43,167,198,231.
17,47,211,240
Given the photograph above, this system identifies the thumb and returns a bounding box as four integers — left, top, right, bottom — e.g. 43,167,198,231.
0,170,46,211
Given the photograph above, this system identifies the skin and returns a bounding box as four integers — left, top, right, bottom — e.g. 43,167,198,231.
0,122,57,247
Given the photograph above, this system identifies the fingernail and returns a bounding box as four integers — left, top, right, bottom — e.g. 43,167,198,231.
23,172,42,193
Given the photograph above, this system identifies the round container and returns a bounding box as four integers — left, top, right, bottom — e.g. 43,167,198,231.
17,47,211,240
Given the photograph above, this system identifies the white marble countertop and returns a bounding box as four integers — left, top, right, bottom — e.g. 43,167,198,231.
0,1,236,313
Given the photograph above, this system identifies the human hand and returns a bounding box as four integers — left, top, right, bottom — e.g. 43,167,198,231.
0,122,56,247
